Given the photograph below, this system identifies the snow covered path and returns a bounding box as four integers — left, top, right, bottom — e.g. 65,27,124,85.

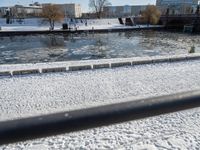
1,60,200,149
0,24,162,32
0,18,162,31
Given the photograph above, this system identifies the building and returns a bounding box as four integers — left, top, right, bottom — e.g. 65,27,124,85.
0,7,8,17
103,5,147,18
0,3,82,18
42,3,82,18
156,0,200,14
82,12,97,19
156,0,199,5
0,5,42,18
59,3,82,18
12,5,42,17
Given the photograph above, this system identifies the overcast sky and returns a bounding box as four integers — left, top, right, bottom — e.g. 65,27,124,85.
0,0,156,12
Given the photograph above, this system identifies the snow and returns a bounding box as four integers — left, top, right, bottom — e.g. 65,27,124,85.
0,18,162,31
1,59,200,149
0,55,150,71
0,18,60,31
1,24,160,31
0,54,192,72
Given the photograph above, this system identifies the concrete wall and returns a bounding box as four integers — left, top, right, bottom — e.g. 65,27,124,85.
1,54,200,77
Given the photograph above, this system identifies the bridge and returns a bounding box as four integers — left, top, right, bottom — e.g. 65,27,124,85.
160,14,200,32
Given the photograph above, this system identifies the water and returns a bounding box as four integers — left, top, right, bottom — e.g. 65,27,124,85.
0,31,200,64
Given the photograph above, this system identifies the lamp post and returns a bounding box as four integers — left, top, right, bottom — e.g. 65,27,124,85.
193,4,200,32
165,4,170,28
5,8,11,24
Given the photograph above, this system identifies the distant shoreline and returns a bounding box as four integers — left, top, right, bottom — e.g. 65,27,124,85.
0,26,163,36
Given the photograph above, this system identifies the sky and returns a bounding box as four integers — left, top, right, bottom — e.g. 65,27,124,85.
0,0,156,12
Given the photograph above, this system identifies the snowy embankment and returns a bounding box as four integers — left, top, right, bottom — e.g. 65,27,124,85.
0,18,162,31
1,54,198,72
1,56,200,149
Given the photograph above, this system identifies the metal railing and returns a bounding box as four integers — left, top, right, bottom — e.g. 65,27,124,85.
0,90,200,145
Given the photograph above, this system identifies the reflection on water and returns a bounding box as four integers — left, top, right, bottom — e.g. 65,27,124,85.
42,35,65,48
0,31,200,64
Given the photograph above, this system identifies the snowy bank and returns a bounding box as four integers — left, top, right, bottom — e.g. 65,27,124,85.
1,56,200,149
0,18,162,31
0,54,199,75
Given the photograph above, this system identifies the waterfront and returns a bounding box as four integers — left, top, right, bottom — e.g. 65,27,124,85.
0,31,200,64
1,59,200,149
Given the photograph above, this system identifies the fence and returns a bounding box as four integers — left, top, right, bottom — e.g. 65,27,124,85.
0,90,200,145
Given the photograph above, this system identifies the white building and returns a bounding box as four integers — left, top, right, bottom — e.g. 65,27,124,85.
0,7,10,17
157,0,198,5
59,3,82,18
156,0,200,14
42,3,82,18
13,5,42,17
103,5,147,18
0,5,42,18
1,3,82,18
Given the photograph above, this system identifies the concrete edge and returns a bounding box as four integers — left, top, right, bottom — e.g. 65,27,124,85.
68,65,92,71
0,71,12,77
111,62,132,68
12,69,40,76
42,67,66,73
93,64,110,69
0,54,200,77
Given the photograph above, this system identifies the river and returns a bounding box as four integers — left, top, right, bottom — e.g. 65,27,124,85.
0,30,200,64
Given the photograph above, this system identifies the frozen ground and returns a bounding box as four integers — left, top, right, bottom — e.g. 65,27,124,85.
0,56,163,72
1,59,200,149
0,18,161,31
1,24,160,31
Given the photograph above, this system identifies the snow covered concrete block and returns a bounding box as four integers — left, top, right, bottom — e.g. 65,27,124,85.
169,56,187,62
0,71,11,77
93,64,110,69
68,65,92,71
111,62,131,68
152,57,169,63
12,69,40,76
186,54,200,60
42,67,66,73
132,59,153,65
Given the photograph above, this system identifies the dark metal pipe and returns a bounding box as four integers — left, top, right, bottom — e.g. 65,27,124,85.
0,90,200,145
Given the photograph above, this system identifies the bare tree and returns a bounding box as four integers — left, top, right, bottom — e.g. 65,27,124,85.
89,0,111,18
18,8,27,18
184,5,192,14
141,5,161,25
10,7,18,19
41,5,64,30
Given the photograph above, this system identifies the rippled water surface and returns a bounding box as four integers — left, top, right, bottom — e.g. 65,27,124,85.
0,31,200,64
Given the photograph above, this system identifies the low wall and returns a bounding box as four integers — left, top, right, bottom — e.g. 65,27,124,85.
0,54,200,78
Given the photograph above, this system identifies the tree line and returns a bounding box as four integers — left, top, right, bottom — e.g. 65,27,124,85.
41,1,161,30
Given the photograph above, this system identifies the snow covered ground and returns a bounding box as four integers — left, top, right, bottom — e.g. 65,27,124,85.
0,56,161,72
0,18,162,31
0,24,160,31
1,59,200,149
